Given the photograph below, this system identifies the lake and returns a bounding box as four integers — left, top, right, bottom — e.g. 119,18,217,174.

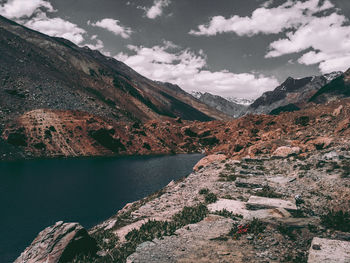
0,153,203,263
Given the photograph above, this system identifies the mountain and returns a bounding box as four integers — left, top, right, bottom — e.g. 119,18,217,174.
0,15,232,159
309,68,350,103
247,72,342,115
191,91,248,117
225,97,254,106
0,15,228,131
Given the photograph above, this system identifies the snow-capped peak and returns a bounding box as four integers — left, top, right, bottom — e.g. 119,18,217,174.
225,97,254,106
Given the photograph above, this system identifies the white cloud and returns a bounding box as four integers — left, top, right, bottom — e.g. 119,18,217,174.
0,0,54,19
261,0,274,8
115,42,278,99
24,12,86,44
140,0,171,19
190,0,350,73
189,0,333,36
84,39,104,50
88,18,132,39
0,0,88,45
266,12,350,73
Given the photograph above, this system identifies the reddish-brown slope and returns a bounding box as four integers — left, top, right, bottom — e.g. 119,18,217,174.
3,99,350,160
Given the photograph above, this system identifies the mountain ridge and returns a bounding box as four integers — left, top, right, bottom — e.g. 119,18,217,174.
0,14,228,128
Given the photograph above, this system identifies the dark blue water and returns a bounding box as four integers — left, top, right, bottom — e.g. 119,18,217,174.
0,154,203,263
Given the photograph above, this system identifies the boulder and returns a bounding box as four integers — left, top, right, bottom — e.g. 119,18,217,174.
272,146,301,157
333,105,343,116
193,154,226,171
15,221,98,263
308,237,350,263
336,118,350,133
308,137,333,150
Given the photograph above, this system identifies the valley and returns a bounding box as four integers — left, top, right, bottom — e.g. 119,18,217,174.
0,7,350,263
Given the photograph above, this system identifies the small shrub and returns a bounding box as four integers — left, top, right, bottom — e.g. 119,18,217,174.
248,218,266,235
218,173,237,182
228,218,266,240
321,210,350,232
255,185,283,198
172,204,209,227
295,116,310,126
234,144,244,152
92,230,119,251
199,188,209,195
277,223,297,240
110,204,208,262
142,142,151,150
204,192,218,204
213,209,243,220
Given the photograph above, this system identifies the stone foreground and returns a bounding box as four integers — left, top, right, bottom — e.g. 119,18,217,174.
14,221,98,263
308,237,350,263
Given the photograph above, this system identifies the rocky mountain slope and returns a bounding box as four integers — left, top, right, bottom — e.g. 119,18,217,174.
0,15,227,125
310,68,350,104
3,90,350,161
0,15,230,159
15,97,350,263
191,72,342,118
191,91,248,117
247,72,342,115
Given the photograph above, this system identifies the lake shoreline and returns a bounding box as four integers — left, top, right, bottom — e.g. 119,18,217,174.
0,153,203,263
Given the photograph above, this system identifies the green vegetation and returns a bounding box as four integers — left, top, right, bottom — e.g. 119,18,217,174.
78,204,209,263
92,231,119,251
255,185,283,198
295,116,310,126
218,172,237,182
248,218,267,235
321,210,350,232
277,223,297,240
309,75,349,102
198,188,209,195
270,103,300,115
228,218,266,240
204,192,218,204
213,209,243,220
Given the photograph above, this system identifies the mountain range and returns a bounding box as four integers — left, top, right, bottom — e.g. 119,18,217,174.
1,14,350,161
193,71,344,117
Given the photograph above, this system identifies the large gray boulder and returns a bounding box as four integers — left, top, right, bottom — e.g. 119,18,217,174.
15,221,98,263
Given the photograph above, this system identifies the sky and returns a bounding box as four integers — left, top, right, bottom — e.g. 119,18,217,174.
0,0,349,99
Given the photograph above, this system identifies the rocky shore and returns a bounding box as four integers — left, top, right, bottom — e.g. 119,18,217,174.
16,138,350,262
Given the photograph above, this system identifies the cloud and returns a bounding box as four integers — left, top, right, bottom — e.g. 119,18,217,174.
0,0,89,45
266,12,350,73
189,0,333,36
139,0,171,19
24,12,86,44
115,41,278,98
88,18,132,39
0,0,54,19
190,0,350,73
84,39,104,51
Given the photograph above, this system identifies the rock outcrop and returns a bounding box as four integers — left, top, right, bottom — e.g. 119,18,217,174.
15,221,98,263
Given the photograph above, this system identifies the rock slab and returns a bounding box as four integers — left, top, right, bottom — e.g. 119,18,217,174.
15,221,98,263
247,196,297,211
308,237,350,263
